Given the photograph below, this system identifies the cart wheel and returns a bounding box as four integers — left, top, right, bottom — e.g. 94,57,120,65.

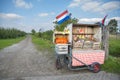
64,56,69,65
91,62,100,73
55,58,62,70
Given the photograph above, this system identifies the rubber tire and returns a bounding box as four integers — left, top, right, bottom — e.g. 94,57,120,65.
55,58,62,70
91,62,101,73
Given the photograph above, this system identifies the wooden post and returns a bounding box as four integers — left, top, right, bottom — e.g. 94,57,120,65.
102,25,109,60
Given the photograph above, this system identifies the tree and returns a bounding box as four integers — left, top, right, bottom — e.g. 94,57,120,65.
108,19,118,34
31,29,36,35
38,28,44,37
54,18,78,31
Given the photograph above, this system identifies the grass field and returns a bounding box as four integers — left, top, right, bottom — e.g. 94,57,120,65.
32,35,120,73
0,37,25,50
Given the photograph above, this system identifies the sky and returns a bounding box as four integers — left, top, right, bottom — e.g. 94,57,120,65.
0,0,120,32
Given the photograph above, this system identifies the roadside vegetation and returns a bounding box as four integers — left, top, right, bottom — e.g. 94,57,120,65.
109,35,120,57
31,29,54,51
0,27,26,49
32,35,54,52
0,37,25,49
101,55,120,73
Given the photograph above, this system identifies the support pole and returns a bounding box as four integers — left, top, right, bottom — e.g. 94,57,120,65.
102,25,109,60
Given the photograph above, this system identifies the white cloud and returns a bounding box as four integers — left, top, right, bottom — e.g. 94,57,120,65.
81,1,101,11
50,12,55,15
93,1,120,13
110,17,120,21
78,18,102,23
13,0,33,9
68,0,81,7
68,0,93,8
68,0,120,14
38,13,48,17
38,12,55,17
0,13,23,20
78,17,120,24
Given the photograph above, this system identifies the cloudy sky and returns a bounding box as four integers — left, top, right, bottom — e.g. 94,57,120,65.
0,0,120,32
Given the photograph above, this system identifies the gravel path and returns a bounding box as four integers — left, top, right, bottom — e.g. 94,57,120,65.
0,36,119,80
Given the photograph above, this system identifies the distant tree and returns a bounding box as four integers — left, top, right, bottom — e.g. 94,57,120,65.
31,29,36,35
38,28,42,37
108,19,118,34
54,18,78,31
38,28,44,37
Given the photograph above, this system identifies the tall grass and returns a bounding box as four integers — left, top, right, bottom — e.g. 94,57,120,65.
109,36,120,57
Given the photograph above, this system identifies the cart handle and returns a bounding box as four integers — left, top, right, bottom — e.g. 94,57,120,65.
68,53,90,68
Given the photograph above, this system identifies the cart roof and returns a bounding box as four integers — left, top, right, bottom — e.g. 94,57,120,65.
73,23,100,27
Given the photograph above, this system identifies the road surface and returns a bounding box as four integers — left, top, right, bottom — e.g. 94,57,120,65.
0,36,119,80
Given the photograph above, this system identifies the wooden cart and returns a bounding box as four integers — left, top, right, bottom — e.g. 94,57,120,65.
53,23,107,73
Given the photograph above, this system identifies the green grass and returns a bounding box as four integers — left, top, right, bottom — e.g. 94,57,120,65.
32,35,54,52
101,56,120,73
0,37,25,49
109,38,120,57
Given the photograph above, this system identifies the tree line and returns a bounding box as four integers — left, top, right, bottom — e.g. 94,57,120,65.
39,30,53,41
0,27,26,39
31,29,53,41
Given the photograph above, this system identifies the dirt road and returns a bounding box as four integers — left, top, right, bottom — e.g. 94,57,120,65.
0,36,119,80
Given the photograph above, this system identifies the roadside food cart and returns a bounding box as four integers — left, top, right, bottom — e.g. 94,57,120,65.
53,23,105,73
